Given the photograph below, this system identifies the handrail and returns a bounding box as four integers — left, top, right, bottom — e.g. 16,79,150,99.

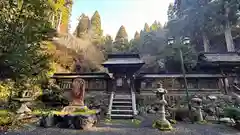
131,90,138,116
233,84,240,91
107,91,114,118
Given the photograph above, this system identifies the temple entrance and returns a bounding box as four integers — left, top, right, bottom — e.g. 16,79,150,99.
115,76,131,93
102,54,144,93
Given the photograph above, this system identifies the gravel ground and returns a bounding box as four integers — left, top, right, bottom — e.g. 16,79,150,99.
2,121,240,135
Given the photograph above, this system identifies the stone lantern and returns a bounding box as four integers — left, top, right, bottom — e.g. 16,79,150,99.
208,95,218,120
153,83,172,131
191,97,203,122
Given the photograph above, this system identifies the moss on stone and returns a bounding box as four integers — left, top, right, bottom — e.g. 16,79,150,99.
197,120,208,124
0,109,9,116
71,109,97,115
0,110,13,126
132,119,141,125
169,119,177,124
153,120,173,131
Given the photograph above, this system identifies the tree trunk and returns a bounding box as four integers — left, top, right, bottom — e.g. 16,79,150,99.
51,13,55,28
57,11,62,33
224,4,235,52
225,20,235,52
202,32,210,52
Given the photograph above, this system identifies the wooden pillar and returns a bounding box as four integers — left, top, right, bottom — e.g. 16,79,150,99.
221,68,228,94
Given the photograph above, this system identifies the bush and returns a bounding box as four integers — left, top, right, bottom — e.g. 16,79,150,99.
0,110,14,126
0,80,15,105
224,107,240,122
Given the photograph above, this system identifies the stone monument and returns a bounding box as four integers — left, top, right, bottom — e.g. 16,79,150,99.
152,83,172,131
40,77,101,129
62,78,86,113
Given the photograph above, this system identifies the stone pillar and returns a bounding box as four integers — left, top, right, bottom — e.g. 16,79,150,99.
191,97,203,122
153,83,172,131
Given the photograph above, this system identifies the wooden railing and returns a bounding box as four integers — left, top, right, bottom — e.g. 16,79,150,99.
107,91,114,118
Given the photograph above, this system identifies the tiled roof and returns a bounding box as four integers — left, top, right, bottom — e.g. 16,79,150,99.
137,74,224,78
199,52,240,62
103,53,144,65
103,58,144,65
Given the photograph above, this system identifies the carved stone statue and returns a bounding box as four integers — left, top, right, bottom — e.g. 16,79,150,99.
71,78,86,106
61,78,86,113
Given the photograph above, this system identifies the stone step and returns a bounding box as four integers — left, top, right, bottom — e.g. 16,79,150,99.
111,109,133,115
110,114,133,119
112,101,132,105
113,98,132,101
111,110,133,112
112,105,132,110
114,95,131,99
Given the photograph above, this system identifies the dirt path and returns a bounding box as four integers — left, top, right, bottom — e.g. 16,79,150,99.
2,121,240,135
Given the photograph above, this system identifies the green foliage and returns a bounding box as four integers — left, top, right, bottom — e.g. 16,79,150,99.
101,35,114,56
167,3,175,21
169,0,240,52
144,23,150,32
75,14,90,38
91,10,103,37
115,25,128,41
49,0,72,32
132,119,141,125
0,110,13,126
150,21,162,31
0,0,54,81
114,25,130,52
224,107,240,121
161,42,197,72
0,80,15,103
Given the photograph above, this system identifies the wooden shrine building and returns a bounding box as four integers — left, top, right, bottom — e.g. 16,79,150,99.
102,54,144,93
51,53,233,119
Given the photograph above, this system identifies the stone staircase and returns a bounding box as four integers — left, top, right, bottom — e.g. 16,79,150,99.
108,92,137,119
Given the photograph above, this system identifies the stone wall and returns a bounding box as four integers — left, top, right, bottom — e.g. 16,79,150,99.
84,92,109,118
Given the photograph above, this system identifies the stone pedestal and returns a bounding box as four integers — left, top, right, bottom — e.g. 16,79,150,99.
152,83,172,131
39,109,101,129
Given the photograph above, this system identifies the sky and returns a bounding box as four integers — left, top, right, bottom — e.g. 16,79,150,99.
70,0,174,39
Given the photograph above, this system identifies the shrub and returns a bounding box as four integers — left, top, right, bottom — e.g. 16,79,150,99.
224,107,240,122
0,80,15,104
0,110,14,126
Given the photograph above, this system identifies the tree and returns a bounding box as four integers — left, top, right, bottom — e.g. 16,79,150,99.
90,10,102,38
168,0,216,52
134,31,140,39
114,25,129,52
210,0,240,52
150,20,162,31
167,3,175,21
102,35,114,57
170,0,240,52
144,23,150,32
115,25,128,41
0,0,54,81
48,0,72,33
75,14,90,39
160,42,197,73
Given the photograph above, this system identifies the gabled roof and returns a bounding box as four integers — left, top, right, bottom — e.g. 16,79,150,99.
102,53,144,65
